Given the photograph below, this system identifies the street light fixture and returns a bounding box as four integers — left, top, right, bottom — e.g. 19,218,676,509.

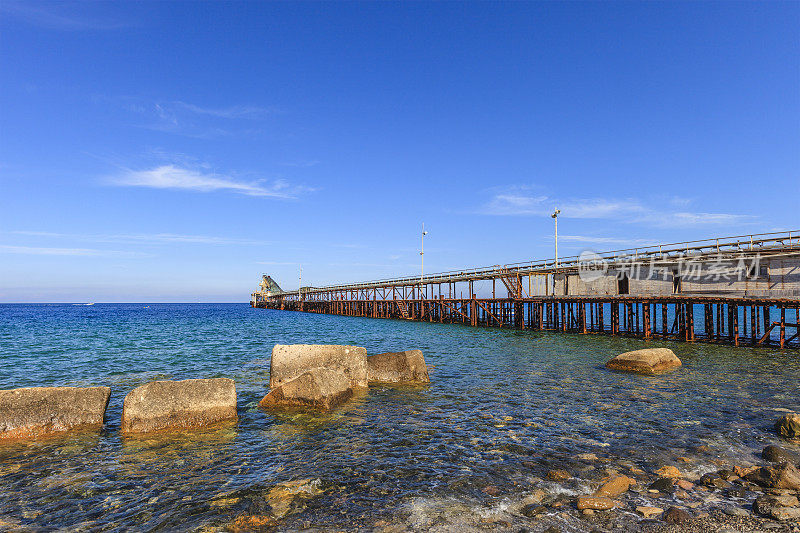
420,223,428,284
551,208,560,267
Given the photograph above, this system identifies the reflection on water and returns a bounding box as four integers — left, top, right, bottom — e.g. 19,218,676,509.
0,303,799,531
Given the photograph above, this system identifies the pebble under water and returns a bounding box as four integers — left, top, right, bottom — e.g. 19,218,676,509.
0,303,799,532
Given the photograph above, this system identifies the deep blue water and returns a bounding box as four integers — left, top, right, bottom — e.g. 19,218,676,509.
0,303,798,531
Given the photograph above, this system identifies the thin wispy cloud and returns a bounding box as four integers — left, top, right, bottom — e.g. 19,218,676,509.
558,235,656,246
654,212,753,228
172,101,275,120
479,187,753,228
0,2,128,31
107,97,276,138
107,165,312,199
13,231,273,246
0,245,144,257
280,160,320,168
332,243,367,249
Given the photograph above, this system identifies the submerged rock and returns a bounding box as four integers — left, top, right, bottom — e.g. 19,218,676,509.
265,478,323,519
662,506,691,523
546,469,570,481
228,514,277,532
121,378,237,434
743,462,800,490
260,368,352,411
605,348,681,374
753,494,800,521
270,344,368,389
649,477,676,494
775,412,800,439
366,350,430,384
655,466,682,478
762,445,800,465
520,488,548,506
0,386,110,440
520,503,547,517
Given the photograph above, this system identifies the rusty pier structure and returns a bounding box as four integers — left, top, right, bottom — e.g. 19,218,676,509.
252,231,800,349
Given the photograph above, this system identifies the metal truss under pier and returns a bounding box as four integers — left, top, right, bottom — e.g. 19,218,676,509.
254,295,800,350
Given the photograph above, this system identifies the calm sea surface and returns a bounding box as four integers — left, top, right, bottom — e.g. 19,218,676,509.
1,303,798,531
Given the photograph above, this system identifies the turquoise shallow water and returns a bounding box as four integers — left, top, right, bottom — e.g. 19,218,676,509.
0,303,799,531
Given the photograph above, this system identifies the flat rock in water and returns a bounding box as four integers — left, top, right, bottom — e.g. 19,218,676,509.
270,345,368,389
0,386,111,440
576,496,615,510
605,348,681,375
594,475,634,498
636,506,663,519
366,350,430,384
121,378,237,434
260,368,353,411
775,412,800,439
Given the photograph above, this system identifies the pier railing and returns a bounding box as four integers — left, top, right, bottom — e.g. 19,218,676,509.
275,230,800,296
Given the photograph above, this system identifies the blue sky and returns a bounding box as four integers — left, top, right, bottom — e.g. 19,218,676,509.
1,1,798,302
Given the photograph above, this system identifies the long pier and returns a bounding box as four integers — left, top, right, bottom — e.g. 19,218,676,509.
252,231,800,349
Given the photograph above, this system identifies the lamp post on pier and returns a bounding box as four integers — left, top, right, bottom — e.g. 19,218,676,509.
552,208,560,267
420,223,428,285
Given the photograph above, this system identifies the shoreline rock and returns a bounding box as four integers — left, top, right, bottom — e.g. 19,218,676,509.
270,345,368,390
753,494,800,520
0,386,111,441
594,475,634,498
576,495,615,510
743,462,800,491
367,350,430,384
605,348,682,374
775,412,800,439
762,444,800,465
121,378,237,434
260,368,353,411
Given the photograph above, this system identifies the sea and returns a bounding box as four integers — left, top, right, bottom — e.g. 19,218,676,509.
0,303,798,531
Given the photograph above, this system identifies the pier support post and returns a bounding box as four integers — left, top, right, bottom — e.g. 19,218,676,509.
780,307,786,348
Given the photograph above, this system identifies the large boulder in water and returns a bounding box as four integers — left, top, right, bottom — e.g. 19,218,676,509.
744,462,800,490
0,386,111,440
762,445,800,465
121,378,237,434
775,412,800,439
605,348,681,375
270,345,368,389
367,350,430,384
260,368,353,411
